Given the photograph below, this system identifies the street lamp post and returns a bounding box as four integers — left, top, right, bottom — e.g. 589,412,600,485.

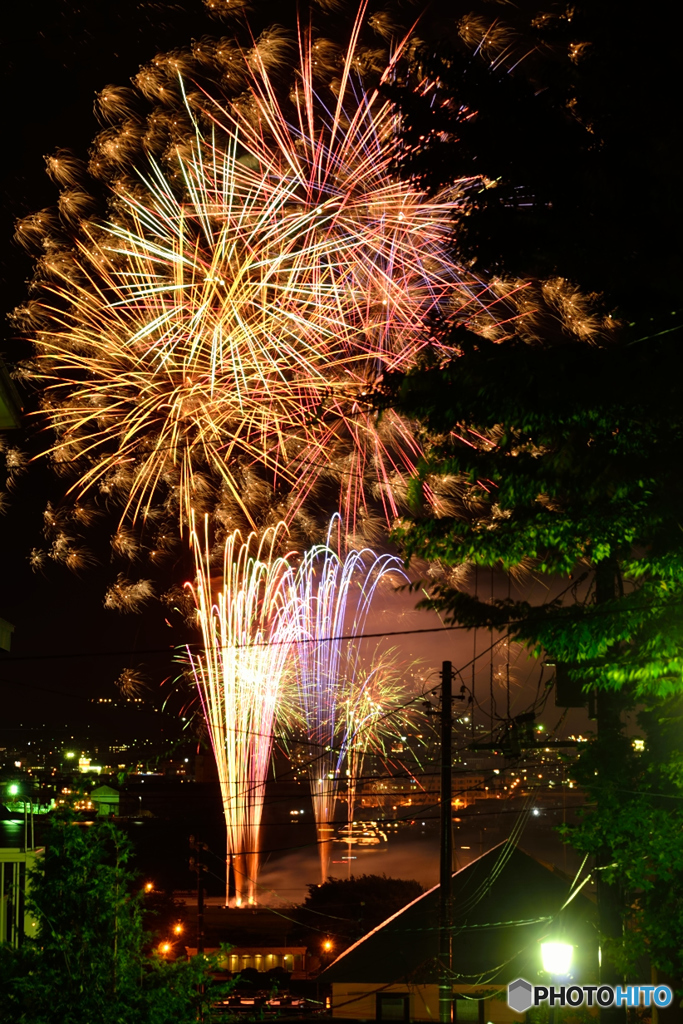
541,941,573,1024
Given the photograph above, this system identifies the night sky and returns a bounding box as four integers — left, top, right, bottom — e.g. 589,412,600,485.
0,0,607,743
1,3,229,732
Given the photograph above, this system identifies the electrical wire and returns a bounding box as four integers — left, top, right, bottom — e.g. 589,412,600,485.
1,588,674,665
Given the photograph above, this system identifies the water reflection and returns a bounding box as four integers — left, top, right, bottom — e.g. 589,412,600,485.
0,820,25,846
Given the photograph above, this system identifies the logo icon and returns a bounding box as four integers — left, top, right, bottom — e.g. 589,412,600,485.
508,979,533,1013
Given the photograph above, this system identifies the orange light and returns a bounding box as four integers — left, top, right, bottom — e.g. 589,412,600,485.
173,923,183,935
159,942,171,954
144,882,153,893
323,939,333,952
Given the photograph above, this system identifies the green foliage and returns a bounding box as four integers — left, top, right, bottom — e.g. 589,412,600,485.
561,697,683,980
0,815,233,1024
383,324,683,975
291,873,424,953
380,0,683,987
388,328,683,697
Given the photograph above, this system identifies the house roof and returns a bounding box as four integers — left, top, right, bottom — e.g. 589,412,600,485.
89,785,120,799
320,844,597,987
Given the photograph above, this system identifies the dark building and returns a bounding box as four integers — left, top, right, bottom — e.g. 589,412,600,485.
321,844,598,1022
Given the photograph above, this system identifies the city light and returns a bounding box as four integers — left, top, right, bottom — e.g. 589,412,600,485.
144,882,153,893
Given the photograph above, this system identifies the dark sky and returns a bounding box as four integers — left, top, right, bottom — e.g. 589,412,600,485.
0,0,596,742
0,1,242,730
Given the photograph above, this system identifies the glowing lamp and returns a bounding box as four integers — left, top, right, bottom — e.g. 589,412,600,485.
322,939,333,952
541,941,573,976
159,942,171,955
8,784,19,797
144,882,154,893
173,923,183,935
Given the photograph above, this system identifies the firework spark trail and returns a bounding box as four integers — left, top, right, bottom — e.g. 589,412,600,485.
26,5,503,537
185,514,296,906
185,513,409,900
288,516,409,883
340,651,408,825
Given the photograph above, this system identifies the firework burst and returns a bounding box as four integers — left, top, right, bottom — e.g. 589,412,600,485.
22,3,501,540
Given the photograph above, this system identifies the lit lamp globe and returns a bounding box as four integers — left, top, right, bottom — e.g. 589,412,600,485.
541,941,573,977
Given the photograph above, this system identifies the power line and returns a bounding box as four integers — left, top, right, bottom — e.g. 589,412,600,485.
0,621,489,665
2,590,675,667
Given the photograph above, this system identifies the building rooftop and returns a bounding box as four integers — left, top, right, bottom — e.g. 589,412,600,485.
321,843,597,987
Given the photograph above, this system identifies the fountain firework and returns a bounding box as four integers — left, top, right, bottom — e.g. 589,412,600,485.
289,519,408,882
186,515,410,899
185,515,296,906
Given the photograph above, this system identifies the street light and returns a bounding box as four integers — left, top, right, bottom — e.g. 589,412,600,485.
159,941,172,955
542,940,573,1024
144,882,154,893
541,941,573,976
173,923,184,935
8,783,19,797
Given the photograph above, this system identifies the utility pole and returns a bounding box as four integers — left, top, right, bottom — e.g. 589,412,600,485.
189,836,206,955
439,660,453,1024
594,561,626,1024
189,835,208,1022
